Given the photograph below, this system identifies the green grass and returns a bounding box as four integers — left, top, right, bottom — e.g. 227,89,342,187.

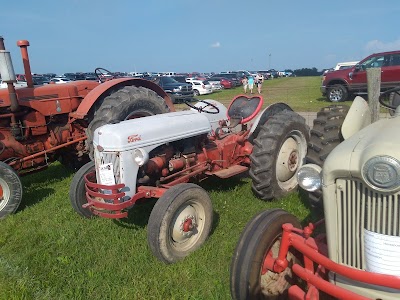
0,77,328,300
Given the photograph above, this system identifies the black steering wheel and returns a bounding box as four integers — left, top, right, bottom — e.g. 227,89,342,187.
185,100,220,114
379,87,400,114
95,67,113,83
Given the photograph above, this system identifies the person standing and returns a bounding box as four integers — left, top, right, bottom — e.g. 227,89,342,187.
241,76,248,93
255,72,264,94
247,75,254,94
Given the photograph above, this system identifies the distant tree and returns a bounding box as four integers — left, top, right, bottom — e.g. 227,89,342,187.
284,69,294,73
293,67,322,76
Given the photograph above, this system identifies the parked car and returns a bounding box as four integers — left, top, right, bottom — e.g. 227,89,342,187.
32,75,50,85
187,79,213,96
321,50,400,102
171,75,187,83
50,77,72,84
152,76,193,103
214,73,241,86
0,80,28,89
208,76,233,89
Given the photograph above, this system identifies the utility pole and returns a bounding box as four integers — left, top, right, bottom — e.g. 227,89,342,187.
269,53,271,69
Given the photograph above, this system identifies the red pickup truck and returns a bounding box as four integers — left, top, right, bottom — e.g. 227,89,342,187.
321,50,400,102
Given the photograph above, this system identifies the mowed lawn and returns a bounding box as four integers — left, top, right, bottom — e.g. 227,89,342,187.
0,76,333,300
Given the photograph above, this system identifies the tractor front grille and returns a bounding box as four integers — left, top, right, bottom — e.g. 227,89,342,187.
336,179,400,270
97,151,121,184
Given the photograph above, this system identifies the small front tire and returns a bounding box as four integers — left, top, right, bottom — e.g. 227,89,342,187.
147,183,213,264
230,209,301,300
69,161,95,218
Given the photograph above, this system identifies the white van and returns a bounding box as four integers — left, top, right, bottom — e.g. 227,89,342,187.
334,61,359,70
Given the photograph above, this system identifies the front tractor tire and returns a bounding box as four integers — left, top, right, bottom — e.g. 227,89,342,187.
327,84,348,102
147,183,213,264
0,162,23,219
306,105,349,208
230,209,301,300
69,161,95,218
87,86,170,157
250,110,309,200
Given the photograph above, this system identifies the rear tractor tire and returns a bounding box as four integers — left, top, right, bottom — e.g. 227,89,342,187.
86,86,170,158
0,162,23,219
250,110,309,200
306,105,349,208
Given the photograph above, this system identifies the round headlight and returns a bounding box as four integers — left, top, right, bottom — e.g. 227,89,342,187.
362,156,400,192
132,148,149,166
297,164,322,192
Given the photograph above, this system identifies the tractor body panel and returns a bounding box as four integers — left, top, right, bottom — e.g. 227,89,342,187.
93,110,211,199
322,114,400,297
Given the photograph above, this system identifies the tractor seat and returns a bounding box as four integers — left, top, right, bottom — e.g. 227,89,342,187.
227,95,264,127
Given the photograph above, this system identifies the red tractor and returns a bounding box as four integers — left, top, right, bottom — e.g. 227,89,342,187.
70,95,310,263
0,37,174,218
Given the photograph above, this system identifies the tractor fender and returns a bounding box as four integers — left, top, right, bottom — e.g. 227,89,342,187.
249,102,293,139
70,78,175,119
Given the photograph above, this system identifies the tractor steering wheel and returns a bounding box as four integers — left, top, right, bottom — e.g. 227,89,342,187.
379,86,400,113
185,100,220,114
95,67,113,83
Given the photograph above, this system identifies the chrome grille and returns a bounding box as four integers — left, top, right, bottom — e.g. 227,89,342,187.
98,151,121,184
336,179,400,270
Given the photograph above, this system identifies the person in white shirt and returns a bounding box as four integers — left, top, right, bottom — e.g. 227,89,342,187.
255,73,264,94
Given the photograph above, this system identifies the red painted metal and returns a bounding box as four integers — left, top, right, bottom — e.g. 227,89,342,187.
16,40,33,88
265,220,400,299
226,94,264,123
70,78,175,119
183,218,193,232
84,171,169,217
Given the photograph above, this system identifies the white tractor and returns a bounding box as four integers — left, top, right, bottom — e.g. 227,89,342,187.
70,95,310,263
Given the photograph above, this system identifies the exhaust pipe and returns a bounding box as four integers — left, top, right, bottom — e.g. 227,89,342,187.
17,40,33,88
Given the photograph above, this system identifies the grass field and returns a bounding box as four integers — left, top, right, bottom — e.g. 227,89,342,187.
0,76,332,300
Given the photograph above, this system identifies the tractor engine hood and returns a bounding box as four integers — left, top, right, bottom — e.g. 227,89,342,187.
323,116,400,185
94,110,212,152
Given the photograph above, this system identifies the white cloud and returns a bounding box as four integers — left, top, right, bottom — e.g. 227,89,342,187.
365,38,400,53
210,42,221,48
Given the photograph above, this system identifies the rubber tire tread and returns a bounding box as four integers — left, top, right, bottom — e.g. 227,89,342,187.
69,161,95,218
0,162,23,219
87,86,170,157
306,105,349,207
250,110,309,200
147,183,213,264
230,208,301,300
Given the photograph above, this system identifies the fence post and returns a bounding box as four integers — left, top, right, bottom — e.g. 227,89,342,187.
367,68,381,122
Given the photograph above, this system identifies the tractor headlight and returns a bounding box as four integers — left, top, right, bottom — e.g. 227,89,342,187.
362,156,400,192
132,148,149,166
297,164,322,192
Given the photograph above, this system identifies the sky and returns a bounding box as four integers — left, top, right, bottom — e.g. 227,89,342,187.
1,0,400,75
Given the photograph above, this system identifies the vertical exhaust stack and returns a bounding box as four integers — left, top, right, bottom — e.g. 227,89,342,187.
17,40,33,88
0,36,19,112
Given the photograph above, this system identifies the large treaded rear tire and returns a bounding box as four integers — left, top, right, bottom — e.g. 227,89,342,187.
306,105,349,207
0,162,23,219
250,110,309,200
87,86,170,157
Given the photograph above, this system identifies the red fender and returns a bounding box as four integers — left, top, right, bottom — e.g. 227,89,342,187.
70,78,175,119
